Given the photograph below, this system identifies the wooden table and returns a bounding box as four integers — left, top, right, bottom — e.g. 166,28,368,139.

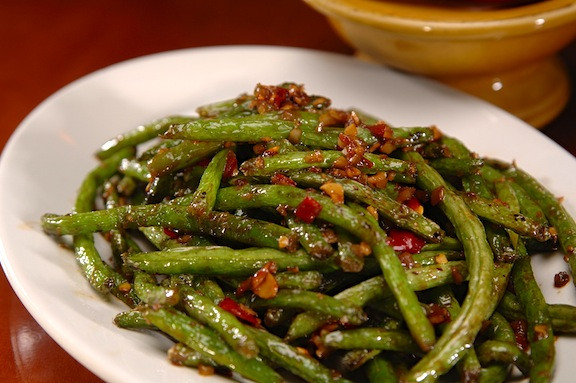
1,1,574,381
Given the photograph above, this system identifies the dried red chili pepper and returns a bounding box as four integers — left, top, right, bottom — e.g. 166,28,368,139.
222,151,238,179
236,261,279,299
218,297,261,327
163,227,179,239
405,196,424,214
270,173,297,186
387,229,426,254
510,319,530,351
554,271,570,288
295,196,323,223
366,122,393,141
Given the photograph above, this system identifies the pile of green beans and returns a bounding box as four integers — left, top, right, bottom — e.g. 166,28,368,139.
41,83,576,383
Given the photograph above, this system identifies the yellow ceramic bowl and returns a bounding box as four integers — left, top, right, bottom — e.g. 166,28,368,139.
304,0,576,127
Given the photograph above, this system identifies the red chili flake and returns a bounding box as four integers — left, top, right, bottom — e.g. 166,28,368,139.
163,227,179,239
396,186,416,204
366,122,393,140
405,196,423,213
262,146,280,157
270,173,297,186
426,303,451,325
510,319,530,351
218,297,261,327
451,266,465,284
222,151,238,179
236,261,279,299
311,323,340,359
271,87,288,109
295,196,323,223
431,186,445,206
387,229,426,254
251,84,311,113
337,133,373,169
554,271,570,288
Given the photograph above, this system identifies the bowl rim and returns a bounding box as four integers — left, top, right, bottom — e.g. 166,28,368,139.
304,0,576,35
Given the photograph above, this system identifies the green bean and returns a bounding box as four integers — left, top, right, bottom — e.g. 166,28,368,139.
240,150,415,177
353,111,440,147
428,285,482,382
196,96,253,118
146,140,222,178
139,226,213,250
272,270,324,290
411,250,464,266
118,158,150,181
481,166,520,212
167,342,218,368
508,181,549,226
71,147,138,306
113,310,155,330
459,154,520,266
478,365,510,383
352,201,437,352
338,349,383,372
428,157,484,177
486,311,516,344
474,316,512,383
506,195,555,382
401,151,495,383
461,192,552,242
421,236,462,251
125,246,337,276
138,158,222,249
439,135,475,159
102,179,133,271
476,340,531,377
133,271,179,307
188,148,230,213
374,239,437,352
180,287,259,358
365,355,399,383
498,291,576,333
286,214,334,258
504,165,576,284
42,205,299,251
387,125,440,146
500,274,547,380
322,328,421,354
189,276,226,303
243,325,353,383
240,150,342,175
250,289,367,326
484,223,518,263
97,116,192,160
462,173,494,199
165,111,335,146
140,306,283,383
334,227,366,272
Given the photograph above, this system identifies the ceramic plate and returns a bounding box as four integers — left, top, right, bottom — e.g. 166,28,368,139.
1,46,575,382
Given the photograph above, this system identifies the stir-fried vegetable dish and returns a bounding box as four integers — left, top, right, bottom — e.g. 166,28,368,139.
41,83,576,383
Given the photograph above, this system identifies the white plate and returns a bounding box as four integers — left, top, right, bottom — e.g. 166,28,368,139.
1,46,575,383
